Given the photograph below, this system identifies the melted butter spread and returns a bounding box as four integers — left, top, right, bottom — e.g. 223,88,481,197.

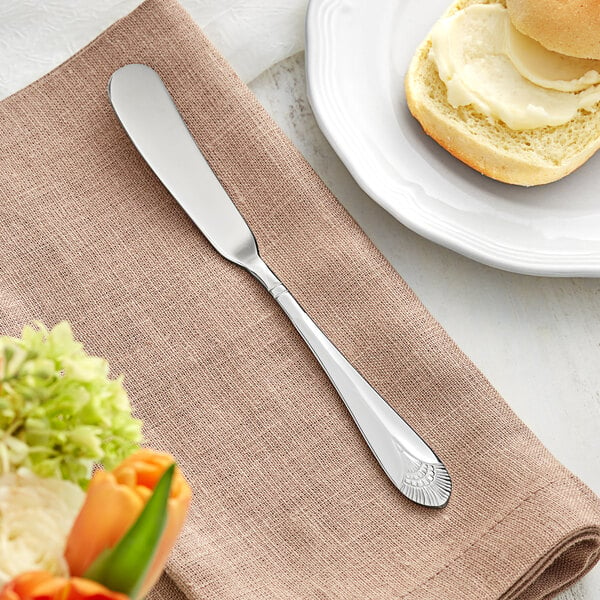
429,4,600,129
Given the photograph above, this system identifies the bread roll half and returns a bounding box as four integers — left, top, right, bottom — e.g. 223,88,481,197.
507,0,600,60
405,0,600,186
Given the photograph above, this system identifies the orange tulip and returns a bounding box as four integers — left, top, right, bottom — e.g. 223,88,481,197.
0,572,129,600
65,450,191,599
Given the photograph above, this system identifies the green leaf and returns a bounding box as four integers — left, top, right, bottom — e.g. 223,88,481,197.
83,464,174,599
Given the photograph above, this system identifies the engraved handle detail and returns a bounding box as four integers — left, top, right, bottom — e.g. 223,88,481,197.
246,257,452,508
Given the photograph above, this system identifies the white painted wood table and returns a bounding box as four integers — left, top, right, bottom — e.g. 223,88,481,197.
250,53,600,600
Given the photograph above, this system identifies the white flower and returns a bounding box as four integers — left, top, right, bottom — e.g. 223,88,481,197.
0,469,85,586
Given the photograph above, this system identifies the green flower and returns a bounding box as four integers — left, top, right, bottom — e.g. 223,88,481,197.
0,322,142,487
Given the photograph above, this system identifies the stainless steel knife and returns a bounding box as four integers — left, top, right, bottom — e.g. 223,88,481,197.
108,64,452,508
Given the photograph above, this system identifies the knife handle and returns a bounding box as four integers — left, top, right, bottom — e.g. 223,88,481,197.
246,256,451,508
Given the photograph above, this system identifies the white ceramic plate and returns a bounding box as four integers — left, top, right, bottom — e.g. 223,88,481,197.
305,0,600,277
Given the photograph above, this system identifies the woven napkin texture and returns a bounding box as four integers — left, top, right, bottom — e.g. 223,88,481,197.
0,0,598,598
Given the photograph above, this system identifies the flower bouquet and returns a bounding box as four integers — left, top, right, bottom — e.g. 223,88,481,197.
0,323,191,600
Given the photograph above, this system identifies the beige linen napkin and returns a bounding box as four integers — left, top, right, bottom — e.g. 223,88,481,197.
0,1,599,598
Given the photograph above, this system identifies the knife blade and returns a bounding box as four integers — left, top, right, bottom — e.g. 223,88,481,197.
108,64,452,508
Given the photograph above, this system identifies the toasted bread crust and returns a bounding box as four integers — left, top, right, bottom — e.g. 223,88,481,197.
507,0,600,60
